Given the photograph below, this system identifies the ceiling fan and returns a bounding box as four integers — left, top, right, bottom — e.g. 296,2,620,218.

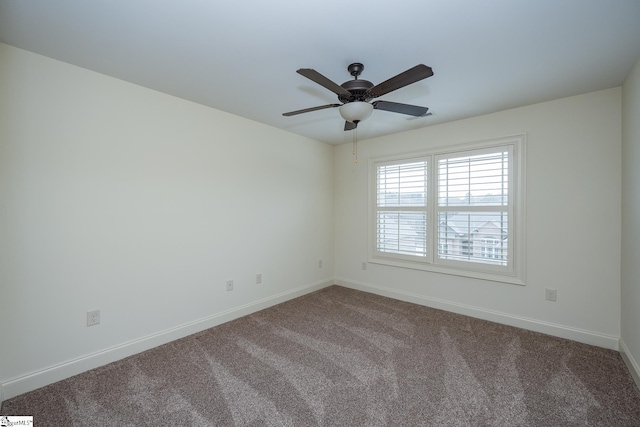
283,62,433,131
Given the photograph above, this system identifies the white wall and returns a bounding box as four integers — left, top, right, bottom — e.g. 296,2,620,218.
621,55,640,386
335,88,622,349
0,43,334,400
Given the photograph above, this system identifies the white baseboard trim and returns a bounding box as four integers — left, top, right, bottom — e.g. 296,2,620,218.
336,278,620,351
1,279,334,403
620,338,640,391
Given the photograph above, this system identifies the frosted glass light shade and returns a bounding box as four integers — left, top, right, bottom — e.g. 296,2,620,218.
339,102,373,123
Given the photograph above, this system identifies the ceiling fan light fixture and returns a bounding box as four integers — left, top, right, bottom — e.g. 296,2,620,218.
339,101,373,124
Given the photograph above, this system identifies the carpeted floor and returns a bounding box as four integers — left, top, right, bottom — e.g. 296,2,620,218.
2,285,640,426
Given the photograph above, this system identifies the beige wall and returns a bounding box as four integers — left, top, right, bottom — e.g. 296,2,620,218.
621,55,640,386
0,43,335,400
335,88,622,349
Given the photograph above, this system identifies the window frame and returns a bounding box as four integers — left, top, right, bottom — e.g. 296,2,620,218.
368,134,526,285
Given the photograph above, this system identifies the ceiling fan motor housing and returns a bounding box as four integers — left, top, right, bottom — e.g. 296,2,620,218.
339,79,374,103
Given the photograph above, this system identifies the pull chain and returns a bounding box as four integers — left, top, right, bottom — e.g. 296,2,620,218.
352,128,356,155
352,127,359,164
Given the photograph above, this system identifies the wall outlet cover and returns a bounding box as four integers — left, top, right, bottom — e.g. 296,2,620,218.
545,288,557,301
87,309,100,326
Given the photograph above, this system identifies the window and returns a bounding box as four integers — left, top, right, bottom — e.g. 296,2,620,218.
480,237,502,260
437,148,509,267
370,135,525,285
376,159,429,258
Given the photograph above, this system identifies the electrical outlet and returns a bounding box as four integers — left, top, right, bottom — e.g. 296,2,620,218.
362,261,367,270
226,280,234,291
87,309,100,327
318,259,323,268
256,273,262,284
545,288,557,302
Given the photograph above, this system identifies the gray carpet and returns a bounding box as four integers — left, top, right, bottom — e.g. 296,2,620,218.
2,285,640,426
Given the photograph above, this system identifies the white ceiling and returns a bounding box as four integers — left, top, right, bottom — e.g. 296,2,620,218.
2,1,640,145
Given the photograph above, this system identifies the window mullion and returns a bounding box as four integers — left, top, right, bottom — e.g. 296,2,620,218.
428,155,436,264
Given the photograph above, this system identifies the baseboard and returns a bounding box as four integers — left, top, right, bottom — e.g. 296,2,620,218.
1,279,334,403
336,278,620,350
620,339,640,391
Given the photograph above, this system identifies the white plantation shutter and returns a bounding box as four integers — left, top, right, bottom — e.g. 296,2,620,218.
437,148,511,268
370,135,524,284
438,150,509,207
376,159,429,258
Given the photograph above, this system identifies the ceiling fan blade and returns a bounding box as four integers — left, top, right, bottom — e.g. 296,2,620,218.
297,68,352,97
282,104,341,116
371,101,429,117
344,121,357,131
368,64,433,98
372,100,429,116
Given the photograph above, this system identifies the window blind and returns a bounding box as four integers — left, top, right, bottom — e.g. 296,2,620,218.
376,160,428,257
437,150,509,266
